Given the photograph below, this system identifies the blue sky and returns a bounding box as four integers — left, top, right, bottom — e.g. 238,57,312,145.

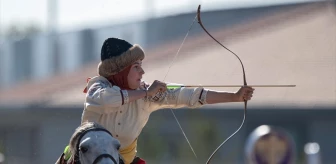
0,0,321,34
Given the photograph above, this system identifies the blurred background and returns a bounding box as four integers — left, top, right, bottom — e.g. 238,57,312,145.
0,0,335,163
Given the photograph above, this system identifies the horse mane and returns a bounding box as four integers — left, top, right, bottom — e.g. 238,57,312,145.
69,121,106,159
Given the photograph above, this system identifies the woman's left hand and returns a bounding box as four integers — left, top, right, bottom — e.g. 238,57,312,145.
235,86,255,102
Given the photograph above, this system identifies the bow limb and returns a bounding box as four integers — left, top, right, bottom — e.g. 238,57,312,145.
196,5,248,164
196,5,247,86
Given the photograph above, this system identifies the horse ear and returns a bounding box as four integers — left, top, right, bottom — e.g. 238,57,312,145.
81,120,89,126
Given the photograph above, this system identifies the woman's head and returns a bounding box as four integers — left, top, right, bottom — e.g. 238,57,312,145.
97,38,145,89
107,60,145,90
127,60,145,89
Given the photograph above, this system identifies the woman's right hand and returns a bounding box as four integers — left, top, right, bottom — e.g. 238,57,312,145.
147,80,167,97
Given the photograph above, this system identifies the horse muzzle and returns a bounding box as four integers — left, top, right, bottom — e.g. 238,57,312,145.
92,154,118,164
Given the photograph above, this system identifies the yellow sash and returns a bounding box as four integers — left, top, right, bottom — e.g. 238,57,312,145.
119,139,138,164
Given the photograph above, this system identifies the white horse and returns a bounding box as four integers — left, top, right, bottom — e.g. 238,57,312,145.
56,121,124,164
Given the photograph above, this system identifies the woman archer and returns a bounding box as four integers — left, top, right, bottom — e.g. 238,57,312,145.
64,37,254,164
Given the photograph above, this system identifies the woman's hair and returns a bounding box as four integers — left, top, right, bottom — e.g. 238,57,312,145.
98,38,145,77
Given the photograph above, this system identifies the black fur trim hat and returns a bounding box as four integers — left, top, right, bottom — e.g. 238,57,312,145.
97,38,145,77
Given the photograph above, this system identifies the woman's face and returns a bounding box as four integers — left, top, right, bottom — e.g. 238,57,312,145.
127,60,145,89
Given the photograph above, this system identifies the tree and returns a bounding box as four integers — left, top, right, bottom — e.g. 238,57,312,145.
4,23,42,39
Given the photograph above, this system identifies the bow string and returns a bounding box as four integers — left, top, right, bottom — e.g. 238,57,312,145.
162,15,199,159
162,4,248,164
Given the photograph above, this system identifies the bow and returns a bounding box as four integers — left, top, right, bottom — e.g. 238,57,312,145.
162,4,295,164
196,5,247,164
161,4,247,163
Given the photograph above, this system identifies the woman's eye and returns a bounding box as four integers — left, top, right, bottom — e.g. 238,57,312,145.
136,66,142,71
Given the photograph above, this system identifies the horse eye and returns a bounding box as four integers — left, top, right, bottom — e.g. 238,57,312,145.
117,144,120,150
80,146,88,153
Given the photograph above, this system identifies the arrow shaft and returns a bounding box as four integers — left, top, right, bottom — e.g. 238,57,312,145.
167,85,296,88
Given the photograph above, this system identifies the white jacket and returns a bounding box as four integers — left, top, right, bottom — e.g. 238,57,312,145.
81,76,208,149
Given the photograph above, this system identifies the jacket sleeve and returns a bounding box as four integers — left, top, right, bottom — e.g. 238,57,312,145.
85,81,129,110
146,86,209,112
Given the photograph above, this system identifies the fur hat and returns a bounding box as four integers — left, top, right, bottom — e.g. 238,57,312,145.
97,38,145,77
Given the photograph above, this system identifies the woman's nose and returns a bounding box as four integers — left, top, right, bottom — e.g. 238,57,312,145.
140,67,145,74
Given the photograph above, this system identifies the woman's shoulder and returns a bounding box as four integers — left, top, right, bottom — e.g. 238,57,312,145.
88,76,109,84
86,76,121,93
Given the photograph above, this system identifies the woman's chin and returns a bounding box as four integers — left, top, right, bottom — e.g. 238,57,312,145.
130,82,141,89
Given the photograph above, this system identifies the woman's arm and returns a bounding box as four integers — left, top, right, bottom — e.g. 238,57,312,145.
145,81,254,112
205,90,239,104
127,80,167,102
86,80,155,108
127,90,147,102
205,86,254,104
86,82,147,108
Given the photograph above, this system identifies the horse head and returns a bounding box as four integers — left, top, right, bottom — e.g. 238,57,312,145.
56,121,124,164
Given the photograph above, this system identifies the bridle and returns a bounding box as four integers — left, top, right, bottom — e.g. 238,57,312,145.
73,127,124,164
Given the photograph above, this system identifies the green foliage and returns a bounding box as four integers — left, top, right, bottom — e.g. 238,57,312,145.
2,23,42,39
0,139,4,152
137,111,233,162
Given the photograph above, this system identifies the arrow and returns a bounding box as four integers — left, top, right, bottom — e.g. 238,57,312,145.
165,84,296,89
